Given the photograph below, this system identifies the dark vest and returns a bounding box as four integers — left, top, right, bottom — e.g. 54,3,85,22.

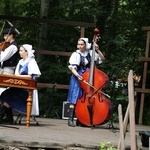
77,52,91,72
2,41,19,68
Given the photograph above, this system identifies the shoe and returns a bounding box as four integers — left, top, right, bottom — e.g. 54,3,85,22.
68,107,75,127
1,107,13,124
0,105,8,124
68,119,75,127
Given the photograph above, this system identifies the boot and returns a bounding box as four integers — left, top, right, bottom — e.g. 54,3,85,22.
3,107,14,124
68,107,75,127
0,105,8,124
76,119,87,127
76,119,80,126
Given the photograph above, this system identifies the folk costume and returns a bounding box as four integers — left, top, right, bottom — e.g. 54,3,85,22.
67,38,103,127
0,28,19,74
67,38,102,104
0,44,41,124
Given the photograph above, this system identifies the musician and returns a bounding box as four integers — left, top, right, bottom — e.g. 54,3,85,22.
0,44,41,124
0,28,19,74
67,37,105,127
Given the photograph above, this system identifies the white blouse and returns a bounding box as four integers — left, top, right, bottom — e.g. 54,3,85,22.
15,58,41,77
0,45,18,63
68,49,102,70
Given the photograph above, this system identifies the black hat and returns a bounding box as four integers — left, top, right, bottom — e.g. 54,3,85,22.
2,28,16,35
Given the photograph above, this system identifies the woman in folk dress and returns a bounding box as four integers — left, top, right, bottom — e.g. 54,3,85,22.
0,44,41,124
67,37,105,127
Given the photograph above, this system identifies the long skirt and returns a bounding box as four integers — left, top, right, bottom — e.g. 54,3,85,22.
0,87,28,113
67,70,83,104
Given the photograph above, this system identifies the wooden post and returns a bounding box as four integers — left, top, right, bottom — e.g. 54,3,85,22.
118,88,138,149
26,90,33,127
118,104,125,150
117,102,129,149
138,31,150,124
128,70,136,150
80,27,85,37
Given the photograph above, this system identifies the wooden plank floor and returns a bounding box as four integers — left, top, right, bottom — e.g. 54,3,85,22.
0,117,149,150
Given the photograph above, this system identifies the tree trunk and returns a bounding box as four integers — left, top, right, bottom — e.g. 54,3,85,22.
37,0,50,61
112,0,118,39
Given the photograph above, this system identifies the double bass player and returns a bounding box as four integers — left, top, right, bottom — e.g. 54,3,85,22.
67,35,105,127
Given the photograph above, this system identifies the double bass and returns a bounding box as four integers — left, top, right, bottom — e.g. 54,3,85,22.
75,28,113,126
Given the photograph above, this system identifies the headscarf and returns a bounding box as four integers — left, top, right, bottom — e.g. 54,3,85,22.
22,44,35,59
78,38,91,50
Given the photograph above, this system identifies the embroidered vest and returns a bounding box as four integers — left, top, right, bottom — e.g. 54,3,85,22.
77,52,91,72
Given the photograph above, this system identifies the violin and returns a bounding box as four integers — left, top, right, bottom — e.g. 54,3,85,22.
75,28,113,127
0,41,9,51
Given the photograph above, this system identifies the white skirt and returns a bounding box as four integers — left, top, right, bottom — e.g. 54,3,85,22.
31,90,39,116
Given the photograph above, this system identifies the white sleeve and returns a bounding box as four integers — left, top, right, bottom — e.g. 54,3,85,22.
95,52,103,64
68,52,80,70
28,59,41,77
89,50,103,64
0,45,18,62
14,61,21,75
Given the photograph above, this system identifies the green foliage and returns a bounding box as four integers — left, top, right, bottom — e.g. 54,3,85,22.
100,141,117,150
0,0,150,122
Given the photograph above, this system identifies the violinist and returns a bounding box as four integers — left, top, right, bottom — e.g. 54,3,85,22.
67,37,105,127
0,28,19,74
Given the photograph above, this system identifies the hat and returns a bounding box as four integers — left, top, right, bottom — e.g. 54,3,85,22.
78,38,91,50
22,44,35,59
3,28,16,35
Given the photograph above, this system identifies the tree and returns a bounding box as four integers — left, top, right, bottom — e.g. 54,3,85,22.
0,0,150,123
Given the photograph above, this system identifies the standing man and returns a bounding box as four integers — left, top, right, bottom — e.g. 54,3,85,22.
0,28,19,74
0,28,19,123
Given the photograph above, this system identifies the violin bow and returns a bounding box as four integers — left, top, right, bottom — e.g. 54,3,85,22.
0,21,6,36
80,78,111,98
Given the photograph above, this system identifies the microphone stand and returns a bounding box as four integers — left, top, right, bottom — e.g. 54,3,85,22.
107,63,128,133
44,83,60,118
0,124,19,129
107,74,119,133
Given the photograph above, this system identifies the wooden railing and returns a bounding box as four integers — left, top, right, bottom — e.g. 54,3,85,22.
36,50,71,90
35,50,72,57
134,26,150,124
0,15,96,37
0,15,96,90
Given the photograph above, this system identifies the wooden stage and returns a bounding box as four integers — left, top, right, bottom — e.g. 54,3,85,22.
0,117,149,150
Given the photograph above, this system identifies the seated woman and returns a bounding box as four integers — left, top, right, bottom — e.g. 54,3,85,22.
0,44,41,124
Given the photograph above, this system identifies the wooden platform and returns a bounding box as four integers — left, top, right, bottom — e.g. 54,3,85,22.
0,118,149,150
